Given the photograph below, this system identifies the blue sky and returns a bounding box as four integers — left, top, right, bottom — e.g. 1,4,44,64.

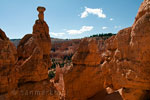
0,0,143,39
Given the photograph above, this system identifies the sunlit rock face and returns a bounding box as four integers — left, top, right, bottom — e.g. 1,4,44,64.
13,6,58,100
16,6,51,83
63,0,150,100
63,37,110,100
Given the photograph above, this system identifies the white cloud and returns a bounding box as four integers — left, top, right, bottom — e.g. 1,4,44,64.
51,32,65,37
114,26,117,29
81,7,106,18
114,26,121,29
102,27,108,30
110,18,114,21
67,26,93,35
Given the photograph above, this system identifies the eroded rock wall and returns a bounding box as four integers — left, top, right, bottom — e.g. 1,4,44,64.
64,0,150,100
64,38,114,100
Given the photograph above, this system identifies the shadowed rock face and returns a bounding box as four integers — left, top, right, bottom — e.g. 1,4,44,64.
0,29,17,94
0,7,59,100
64,0,150,100
0,29,9,40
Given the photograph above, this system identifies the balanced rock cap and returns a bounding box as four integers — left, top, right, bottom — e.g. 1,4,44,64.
37,6,46,12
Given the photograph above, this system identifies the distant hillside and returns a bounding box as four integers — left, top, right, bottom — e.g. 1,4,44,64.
90,33,116,40
10,38,69,47
10,33,115,47
10,33,114,62
10,39,20,47
51,38,81,59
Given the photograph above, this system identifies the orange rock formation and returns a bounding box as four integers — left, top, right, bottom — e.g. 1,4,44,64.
0,0,150,100
0,7,59,100
64,0,150,100
0,29,17,96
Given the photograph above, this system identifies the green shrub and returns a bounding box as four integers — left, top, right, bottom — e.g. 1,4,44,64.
63,54,73,60
51,63,56,69
48,71,55,79
59,62,65,68
90,33,115,37
52,58,55,62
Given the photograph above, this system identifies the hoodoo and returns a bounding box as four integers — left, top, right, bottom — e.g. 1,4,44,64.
0,7,59,100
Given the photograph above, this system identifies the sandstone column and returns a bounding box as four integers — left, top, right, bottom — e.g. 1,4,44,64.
37,6,45,22
33,6,51,67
